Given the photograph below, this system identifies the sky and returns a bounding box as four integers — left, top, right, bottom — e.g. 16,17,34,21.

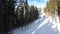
15,0,49,8
28,0,49,8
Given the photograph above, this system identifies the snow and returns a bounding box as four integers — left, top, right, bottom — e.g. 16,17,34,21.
11,16,60,34
56,23,60,32
31,17,50,34
31,17,60,34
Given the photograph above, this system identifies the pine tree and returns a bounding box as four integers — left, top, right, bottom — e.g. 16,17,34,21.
57,0,60,21
0,0,14,33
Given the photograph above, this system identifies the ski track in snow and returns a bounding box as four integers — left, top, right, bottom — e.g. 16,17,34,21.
12,16,60,34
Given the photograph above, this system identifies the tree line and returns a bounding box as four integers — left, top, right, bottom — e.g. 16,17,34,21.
0,0,39,34
44,0,60,17
44,0,60,23
44,0,57,16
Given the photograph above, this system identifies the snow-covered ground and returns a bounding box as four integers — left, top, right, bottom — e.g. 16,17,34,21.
31,17,60,34
11,16,60,34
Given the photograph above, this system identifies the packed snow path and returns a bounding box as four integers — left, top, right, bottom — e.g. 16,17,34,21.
11,16,60,34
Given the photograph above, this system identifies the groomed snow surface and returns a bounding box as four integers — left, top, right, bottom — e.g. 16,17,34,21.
11,16,60,34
